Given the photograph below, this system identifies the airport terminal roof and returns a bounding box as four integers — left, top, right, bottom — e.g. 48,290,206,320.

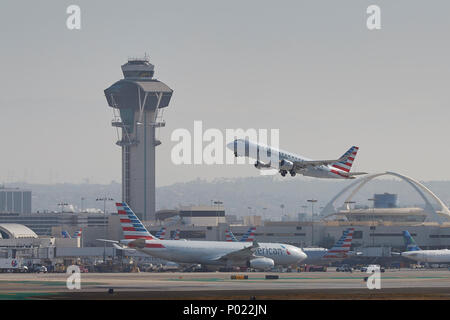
0,224,38,239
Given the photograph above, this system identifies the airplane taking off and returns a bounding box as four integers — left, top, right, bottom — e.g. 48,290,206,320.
225,227,256,242
400,231,450,263
302,228,356,264
99,203,307,270
227,139,367,179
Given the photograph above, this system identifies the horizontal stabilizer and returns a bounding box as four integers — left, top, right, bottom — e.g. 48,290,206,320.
96,239,119,244
347,172,368,176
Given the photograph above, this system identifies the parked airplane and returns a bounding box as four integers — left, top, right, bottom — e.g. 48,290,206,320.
400,231,450,263
227,139,367,179
99,203,307,270
302,228,356,264
225,227,256,242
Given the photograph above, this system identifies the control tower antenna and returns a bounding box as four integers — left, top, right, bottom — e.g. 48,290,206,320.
104,58,173,221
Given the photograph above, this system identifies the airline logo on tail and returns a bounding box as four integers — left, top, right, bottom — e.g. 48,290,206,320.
225,229,238,242
331,146,359,173
173,229,180,240
73,229,82,238
402,231,421,251
116,202,155,240
225,227,256,242
240,227,256,242
323,228,354,259
155,227,166,240
62,230,71,239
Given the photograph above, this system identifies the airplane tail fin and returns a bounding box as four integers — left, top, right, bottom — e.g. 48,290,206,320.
331,146,359,173
116,202,156,240
323,228,354,259
240,227,256,242
402,230,421,251
225,229,238,242
73,228,82,238
62,230,71,239
155,227,166,240
173,229,180,240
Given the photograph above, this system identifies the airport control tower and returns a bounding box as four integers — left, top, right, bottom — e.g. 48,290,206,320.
104,57,173,221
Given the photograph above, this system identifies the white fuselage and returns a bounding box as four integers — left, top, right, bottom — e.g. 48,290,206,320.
121,239,306,267
229,140,349,179
402,249,450,263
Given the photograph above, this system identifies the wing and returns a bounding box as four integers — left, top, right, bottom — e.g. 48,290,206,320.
210,241,261,263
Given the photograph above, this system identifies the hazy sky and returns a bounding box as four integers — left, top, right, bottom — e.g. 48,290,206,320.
0,1,449,186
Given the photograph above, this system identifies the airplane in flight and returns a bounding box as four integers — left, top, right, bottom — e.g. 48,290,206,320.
399,230,450,264
227,139,367,179
302,228,357,264
225,227,256,242
99,203,307,270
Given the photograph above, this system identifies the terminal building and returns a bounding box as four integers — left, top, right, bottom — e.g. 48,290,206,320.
0,186,31,214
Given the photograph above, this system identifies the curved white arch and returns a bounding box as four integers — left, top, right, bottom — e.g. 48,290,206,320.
321,171,450,222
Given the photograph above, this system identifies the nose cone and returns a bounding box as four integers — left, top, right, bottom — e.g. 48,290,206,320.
226,141,234,150
290,246,307,262
298,250,308,262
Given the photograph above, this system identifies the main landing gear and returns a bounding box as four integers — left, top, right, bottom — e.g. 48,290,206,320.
280,170,296,177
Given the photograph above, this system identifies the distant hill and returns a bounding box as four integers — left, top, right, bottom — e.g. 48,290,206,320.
6,177,450,220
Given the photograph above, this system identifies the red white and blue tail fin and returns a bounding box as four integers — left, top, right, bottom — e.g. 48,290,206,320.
240,227,256,242
155,227,166,240
331,146,359,173
116,202,156,240
73,228,82,238
225,229,237,242
225,229,238,242
323,228,354,259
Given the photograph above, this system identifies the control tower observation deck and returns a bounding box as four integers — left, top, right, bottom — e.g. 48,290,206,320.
104,58,173,221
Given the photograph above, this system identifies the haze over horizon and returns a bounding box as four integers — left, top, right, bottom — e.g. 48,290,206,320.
1,1,449,186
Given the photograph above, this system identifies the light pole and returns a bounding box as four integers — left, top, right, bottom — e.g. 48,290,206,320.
368,198,375,246
57,202,68,213
307,199,317,246
96,196,114,263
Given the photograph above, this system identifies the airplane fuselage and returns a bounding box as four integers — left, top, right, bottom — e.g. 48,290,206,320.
121,239,306,267
402,249,450,263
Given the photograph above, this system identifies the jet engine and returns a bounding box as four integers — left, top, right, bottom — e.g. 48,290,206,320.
249,257,275,270
254,160,271,169
279,159,294,171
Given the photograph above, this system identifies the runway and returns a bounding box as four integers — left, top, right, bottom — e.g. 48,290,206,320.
0,268,450,299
